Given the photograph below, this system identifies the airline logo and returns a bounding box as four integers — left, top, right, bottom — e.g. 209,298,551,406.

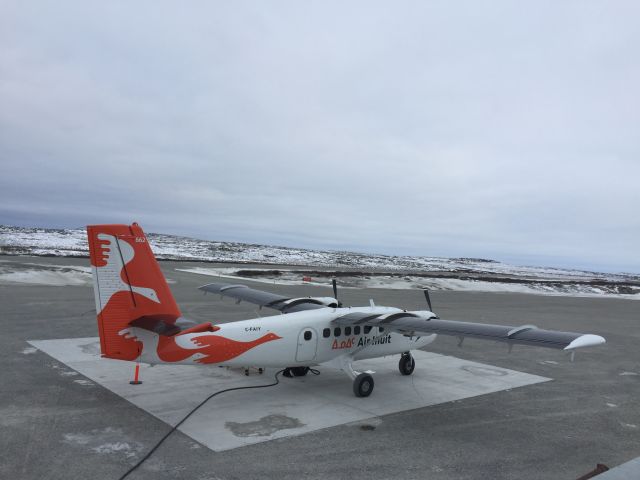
331,334,392,350
94,233,160,312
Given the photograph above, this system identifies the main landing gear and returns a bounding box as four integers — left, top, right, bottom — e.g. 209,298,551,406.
398,352,415,376
283,366,310,378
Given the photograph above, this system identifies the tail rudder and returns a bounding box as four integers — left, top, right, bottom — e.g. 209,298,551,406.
87,222,181,360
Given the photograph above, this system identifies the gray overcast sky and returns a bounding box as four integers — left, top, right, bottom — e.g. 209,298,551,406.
1,1,638,273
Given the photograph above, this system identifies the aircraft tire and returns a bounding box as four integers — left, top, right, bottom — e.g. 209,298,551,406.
353,373,374,397
399,353,415,376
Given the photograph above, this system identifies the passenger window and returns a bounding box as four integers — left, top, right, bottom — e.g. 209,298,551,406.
345,327,352,335
304,331,312,341
354,326,361,335
364,326,372,334
323,328,330,338
334,327,341,337
379,327,384,333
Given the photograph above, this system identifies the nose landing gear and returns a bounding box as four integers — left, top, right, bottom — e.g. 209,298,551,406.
353,373,375,397
334,356,376,397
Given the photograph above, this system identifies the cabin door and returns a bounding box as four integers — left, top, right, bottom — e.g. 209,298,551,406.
296,328,318,362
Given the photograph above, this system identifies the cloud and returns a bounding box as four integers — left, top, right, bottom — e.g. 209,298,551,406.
1,1,639,272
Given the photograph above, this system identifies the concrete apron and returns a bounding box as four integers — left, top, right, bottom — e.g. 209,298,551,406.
29,338,550,452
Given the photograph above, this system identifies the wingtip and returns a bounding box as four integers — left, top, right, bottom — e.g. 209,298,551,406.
564,334,606,350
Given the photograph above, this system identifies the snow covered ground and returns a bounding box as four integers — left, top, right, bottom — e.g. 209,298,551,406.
0,259,92,286
1,225,639,298
178,266,640,299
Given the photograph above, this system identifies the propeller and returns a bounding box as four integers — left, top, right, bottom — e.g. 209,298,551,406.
332,278,343,307
423,289,433,312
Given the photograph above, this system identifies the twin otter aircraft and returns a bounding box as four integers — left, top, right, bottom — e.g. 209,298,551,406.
88,223,606,397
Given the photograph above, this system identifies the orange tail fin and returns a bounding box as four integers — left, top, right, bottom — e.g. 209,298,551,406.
87,223,181,360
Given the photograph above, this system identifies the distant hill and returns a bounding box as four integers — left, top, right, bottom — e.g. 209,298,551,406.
1,225,639,298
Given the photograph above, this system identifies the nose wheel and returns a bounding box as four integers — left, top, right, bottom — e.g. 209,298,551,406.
353,373,374,397
335,356,376,397
399,352,415,375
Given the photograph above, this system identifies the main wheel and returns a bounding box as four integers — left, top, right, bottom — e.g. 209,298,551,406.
399,353,415,375
291,367,309,377
353,373,374,397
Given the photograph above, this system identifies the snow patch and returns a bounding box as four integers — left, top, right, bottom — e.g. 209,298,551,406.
0,264,91,286
63,432,93,445
620,422,638,429
63,427,143,458
92,442,139,457
74,379,94,386
21,347,37,355
177,267,340,288
539,360,560,365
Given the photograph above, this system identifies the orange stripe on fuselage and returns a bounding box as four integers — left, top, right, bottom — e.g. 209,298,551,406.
156,332,282,364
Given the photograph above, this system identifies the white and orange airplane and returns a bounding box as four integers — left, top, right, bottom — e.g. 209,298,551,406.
88,223,606,397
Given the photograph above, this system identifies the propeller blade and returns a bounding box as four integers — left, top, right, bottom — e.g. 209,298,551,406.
423,289,433,312
332,278,342,307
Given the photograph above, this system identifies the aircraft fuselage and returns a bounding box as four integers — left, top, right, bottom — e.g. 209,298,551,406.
125,306,437,367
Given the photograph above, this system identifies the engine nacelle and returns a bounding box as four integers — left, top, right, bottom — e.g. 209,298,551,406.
405,310,438,320
281,296,339,310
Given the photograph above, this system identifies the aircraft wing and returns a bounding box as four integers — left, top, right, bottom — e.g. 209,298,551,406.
333,312,605,351
199,283,332,313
